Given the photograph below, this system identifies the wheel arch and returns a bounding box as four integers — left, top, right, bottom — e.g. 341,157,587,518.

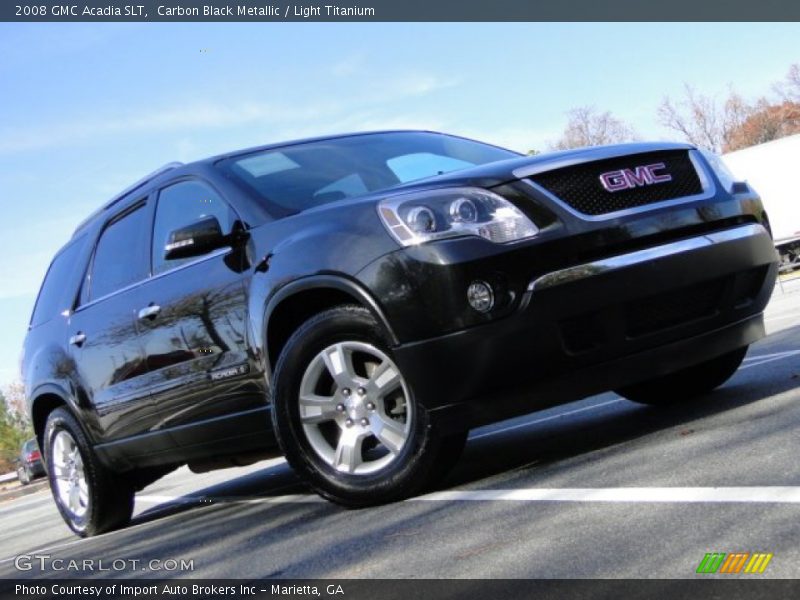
29,385,75,451
264,275,398,375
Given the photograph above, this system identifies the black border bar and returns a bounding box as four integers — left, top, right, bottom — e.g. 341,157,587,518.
4,0,800,22
3,579,800,600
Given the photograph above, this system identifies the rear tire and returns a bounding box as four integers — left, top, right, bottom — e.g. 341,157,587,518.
272,305,461,507
17,466,30,486
44,408,134,537
616,346,748,406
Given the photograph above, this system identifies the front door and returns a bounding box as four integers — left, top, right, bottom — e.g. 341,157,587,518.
134,179,259,434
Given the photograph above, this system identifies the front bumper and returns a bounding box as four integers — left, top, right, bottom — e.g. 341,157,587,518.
391,223,778,431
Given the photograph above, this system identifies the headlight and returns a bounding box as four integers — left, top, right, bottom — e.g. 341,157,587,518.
378,187,539,246
698,148,737,193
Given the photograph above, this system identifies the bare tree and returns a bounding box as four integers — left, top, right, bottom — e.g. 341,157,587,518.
775,63,800,103
548,106,637,151
3,381,28,426
657,85,753,153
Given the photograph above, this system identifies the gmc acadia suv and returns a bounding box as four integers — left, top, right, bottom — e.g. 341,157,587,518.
22,131,778,536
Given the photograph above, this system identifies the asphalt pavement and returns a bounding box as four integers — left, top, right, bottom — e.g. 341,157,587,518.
1,278,799,579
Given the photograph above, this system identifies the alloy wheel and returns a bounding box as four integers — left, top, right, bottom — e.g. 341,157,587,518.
298,341,413,475
51,430,89,519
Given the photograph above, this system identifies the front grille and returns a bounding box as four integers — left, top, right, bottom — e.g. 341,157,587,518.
530,150,703,216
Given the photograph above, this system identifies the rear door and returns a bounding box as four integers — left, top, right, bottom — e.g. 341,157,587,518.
67,200,152,441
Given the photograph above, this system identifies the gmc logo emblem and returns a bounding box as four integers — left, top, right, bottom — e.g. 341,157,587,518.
599,162,672,192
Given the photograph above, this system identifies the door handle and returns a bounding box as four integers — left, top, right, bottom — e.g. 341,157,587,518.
137,304,161,321
69,333,86,347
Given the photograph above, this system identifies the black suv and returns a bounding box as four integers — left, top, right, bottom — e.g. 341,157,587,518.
23,131,777,536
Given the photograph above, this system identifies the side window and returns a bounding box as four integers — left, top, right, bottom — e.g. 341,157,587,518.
152,180,234,275
87,204,150,302
30,236,86,327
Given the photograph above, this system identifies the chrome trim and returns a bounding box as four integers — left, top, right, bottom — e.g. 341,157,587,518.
705,225,767,244
149,247,231,281
511,143,695,179
137,304,162,320
527,224,768,293
519,149,716,223
73,248,230,313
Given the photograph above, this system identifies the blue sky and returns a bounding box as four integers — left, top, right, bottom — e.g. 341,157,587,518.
1,22,799,389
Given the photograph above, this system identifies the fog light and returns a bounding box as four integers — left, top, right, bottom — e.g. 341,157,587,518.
467,280,494,313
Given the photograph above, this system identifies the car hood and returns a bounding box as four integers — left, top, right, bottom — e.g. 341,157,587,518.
390,141,696,193
300,140,697,217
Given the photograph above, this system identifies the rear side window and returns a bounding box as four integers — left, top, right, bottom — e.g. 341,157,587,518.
30,236,85,328
86,204,150,302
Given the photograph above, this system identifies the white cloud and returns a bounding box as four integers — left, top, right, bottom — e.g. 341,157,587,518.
385,72,460,97
0,101,339,155
0,69,459,156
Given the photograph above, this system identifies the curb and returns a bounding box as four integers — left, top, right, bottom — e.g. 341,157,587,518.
0,480,48,503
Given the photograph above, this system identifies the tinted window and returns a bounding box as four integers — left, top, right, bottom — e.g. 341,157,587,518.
217,131,519,216
152,180,234,275
88,204,149,301
314,173,368,201
387,153,474,183
30,236,85,327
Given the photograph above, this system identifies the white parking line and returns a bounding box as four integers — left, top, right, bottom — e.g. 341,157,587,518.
471,348,799,442
417,487,800,503
468,398,625,441
740,350,800,370
743,350,800,361
137,494,322,505
136,486,800,508
765,313,800,324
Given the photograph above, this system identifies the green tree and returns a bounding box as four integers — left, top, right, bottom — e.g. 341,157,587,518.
0,389,33,473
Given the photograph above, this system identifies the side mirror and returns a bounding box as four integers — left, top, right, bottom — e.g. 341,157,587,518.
164,216,226,260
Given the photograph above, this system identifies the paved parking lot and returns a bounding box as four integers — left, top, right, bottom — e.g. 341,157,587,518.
2,278,799,579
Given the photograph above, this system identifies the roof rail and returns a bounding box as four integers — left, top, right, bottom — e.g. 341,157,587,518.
72,162,183,237
101,162,183,210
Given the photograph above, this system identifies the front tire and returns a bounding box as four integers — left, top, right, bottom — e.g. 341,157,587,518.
616,346,748,406
272,305,462,507
44,408,134,537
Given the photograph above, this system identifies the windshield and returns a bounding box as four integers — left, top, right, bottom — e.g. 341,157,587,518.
216,131,520,216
